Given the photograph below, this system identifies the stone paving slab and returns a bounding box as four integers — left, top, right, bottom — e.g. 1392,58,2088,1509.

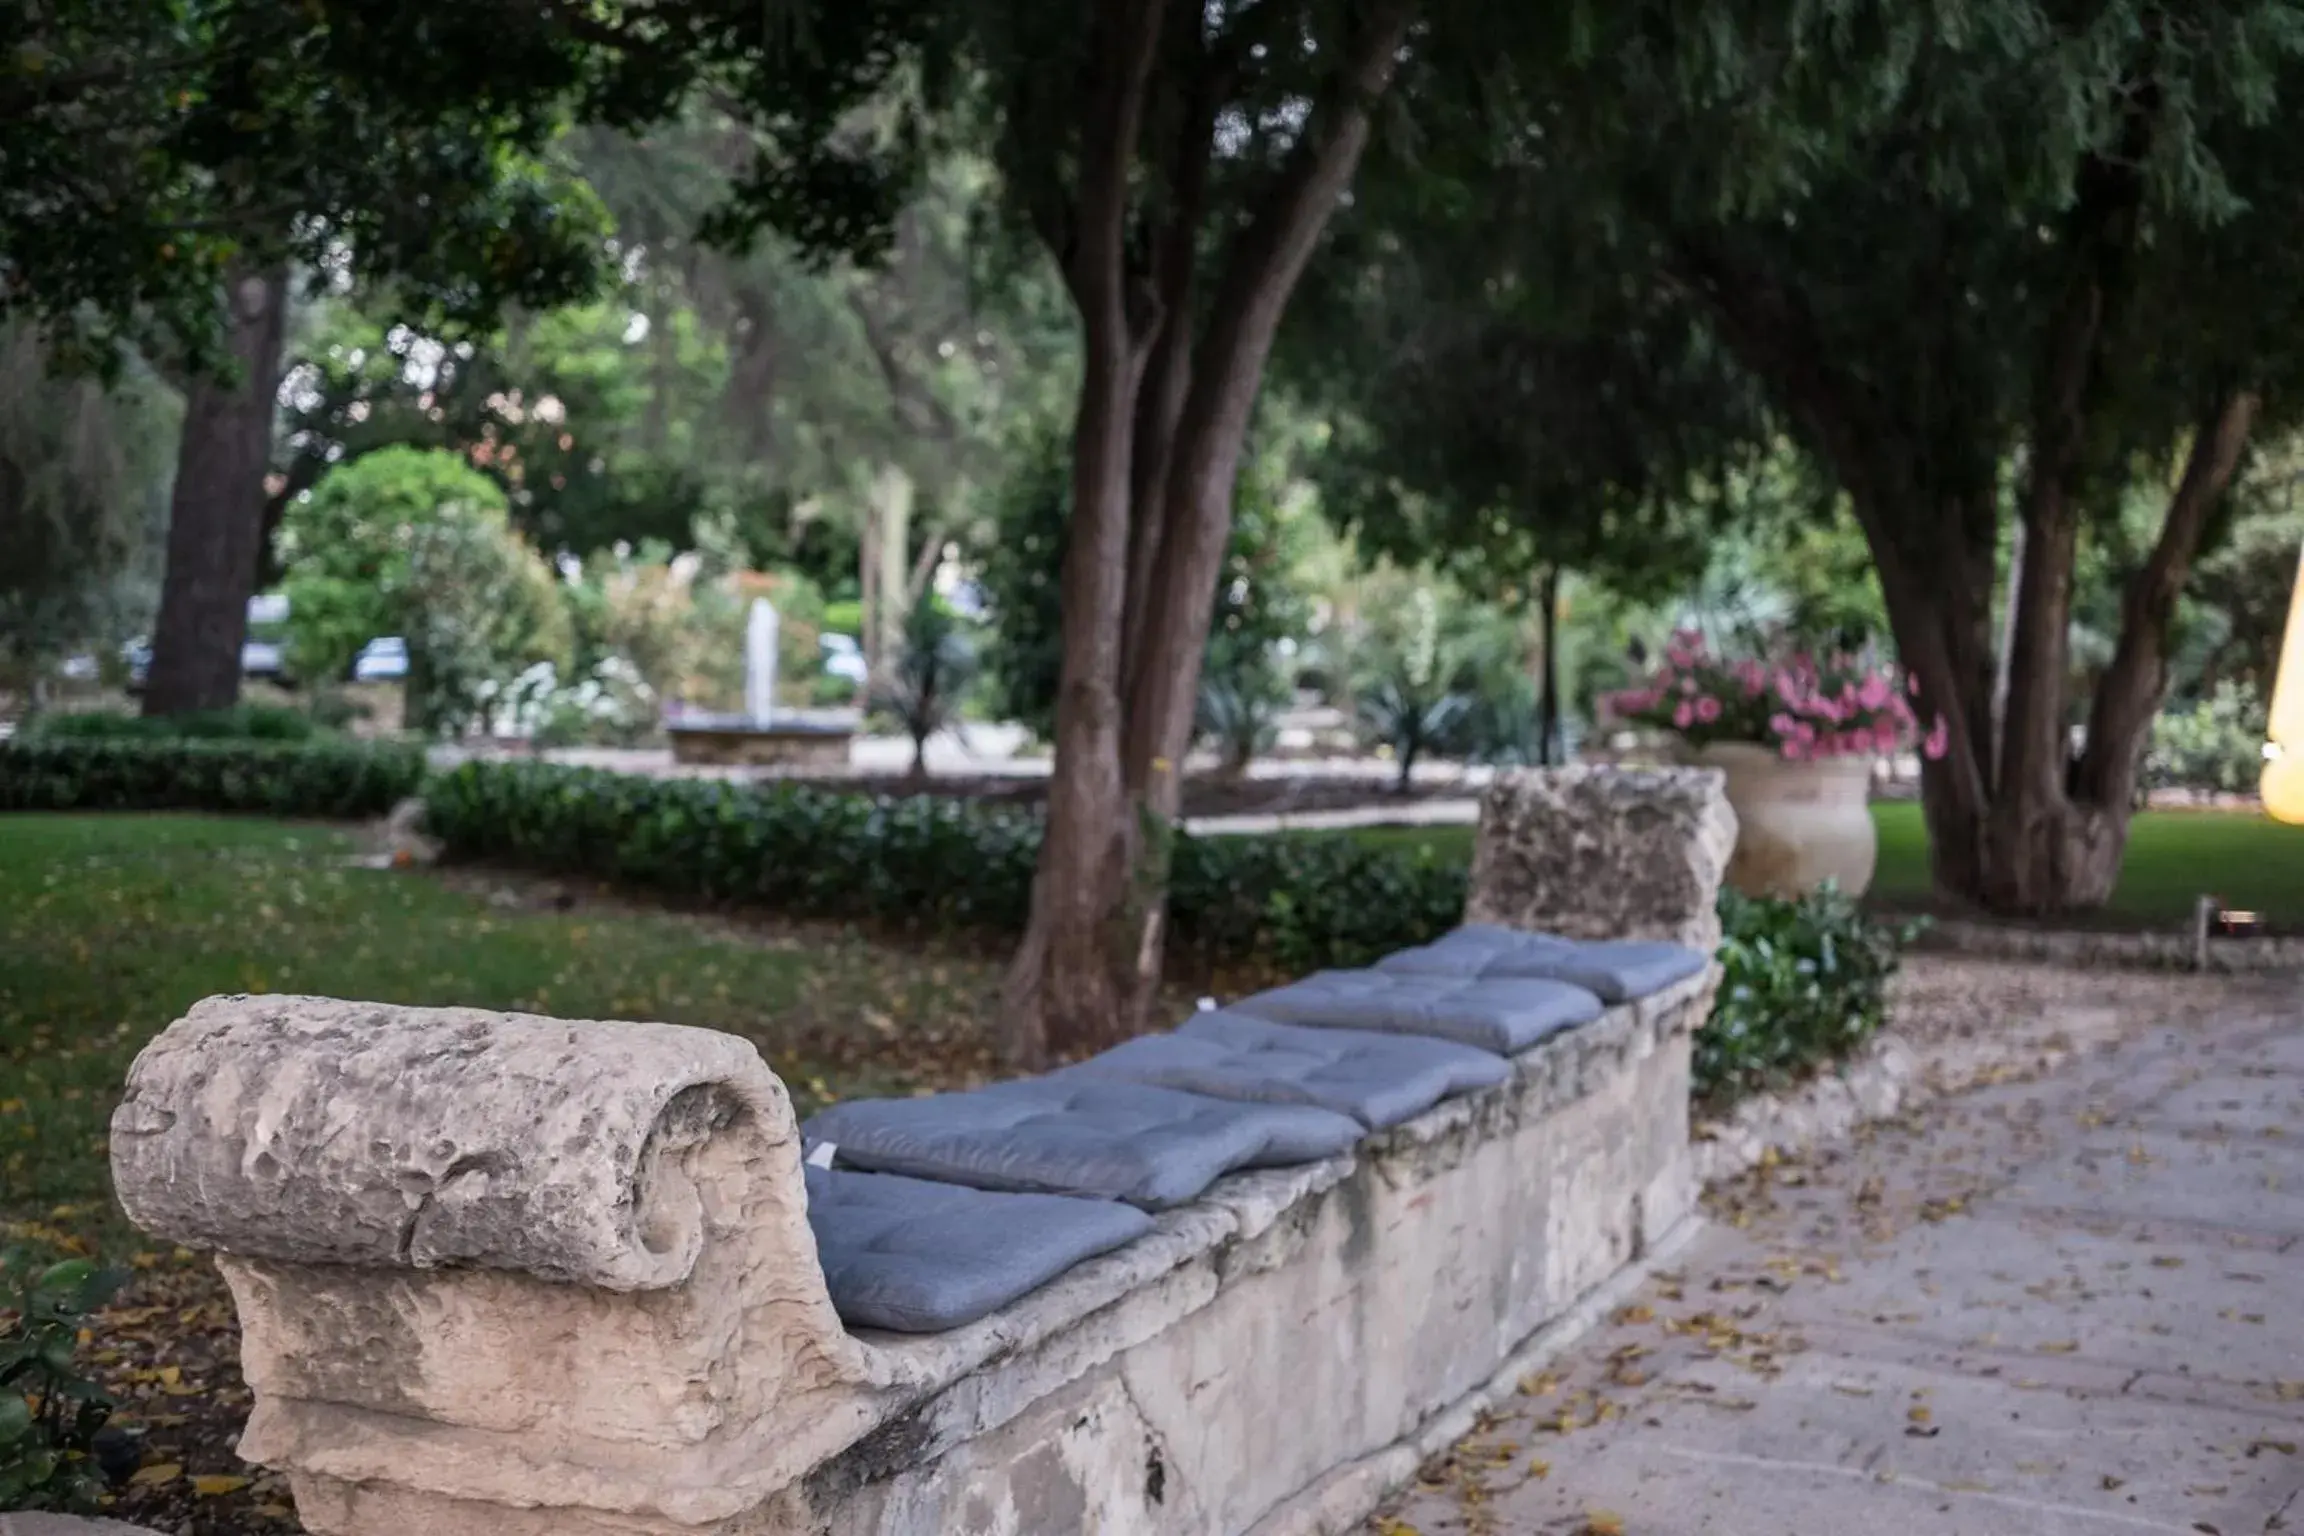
0,1517,161,1535
2003,1126,2304,1236
1803,1213,2304,1385
1371,983,2304,1536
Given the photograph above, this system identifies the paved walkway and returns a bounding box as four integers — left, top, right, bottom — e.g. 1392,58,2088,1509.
1375,980,2304,1536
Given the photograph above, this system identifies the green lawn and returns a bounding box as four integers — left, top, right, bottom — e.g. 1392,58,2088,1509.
1866,800,2304,925
0,814,1009,1245
1340,803,2304,928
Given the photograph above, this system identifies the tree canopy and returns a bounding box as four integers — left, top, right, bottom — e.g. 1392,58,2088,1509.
1344,0,2304,910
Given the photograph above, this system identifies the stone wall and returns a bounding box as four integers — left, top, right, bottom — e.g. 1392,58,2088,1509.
107,766,1731,1536
1918,918,2304,973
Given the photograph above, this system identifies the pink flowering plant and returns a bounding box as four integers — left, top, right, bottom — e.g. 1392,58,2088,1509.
1602,630,1948,762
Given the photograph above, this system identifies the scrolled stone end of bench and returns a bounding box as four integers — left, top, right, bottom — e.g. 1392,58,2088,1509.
109,996,882,1534
111,994,782,1292
1468,765,1737,952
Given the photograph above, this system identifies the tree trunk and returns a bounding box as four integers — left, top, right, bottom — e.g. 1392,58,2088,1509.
858,501,881,677
999,0,1168,1067
1006,0,1414,1061
1989,519,2025,781
144,268,291,717
1902,388,2253,918
1536,566,1561,767
2072,389,2261,809
874,463,913,665
1100,1,1415,1033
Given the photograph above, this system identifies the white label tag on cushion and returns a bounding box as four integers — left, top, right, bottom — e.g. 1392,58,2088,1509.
805,1141,837,1170
1196,996,1217,1012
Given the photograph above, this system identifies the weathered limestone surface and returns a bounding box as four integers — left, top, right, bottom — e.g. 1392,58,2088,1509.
1467,765,1738,953
110,998,911,1528
789,980,1706,1536
114,997,779,1289
108,767,1728,1536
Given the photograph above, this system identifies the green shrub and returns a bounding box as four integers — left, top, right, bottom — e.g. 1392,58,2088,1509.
1,1249,127,1512
0,738,426,817
1170,832,1467,971
21,703,319,742
427,761,1906,1074
424,760,1469,969
426,760,1043,930
280,446,573,731
1699,884,1915,1102
2144,680,2267,795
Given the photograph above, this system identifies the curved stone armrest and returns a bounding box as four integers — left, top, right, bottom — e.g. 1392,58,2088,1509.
108,996,899,1533
114,995,783,1291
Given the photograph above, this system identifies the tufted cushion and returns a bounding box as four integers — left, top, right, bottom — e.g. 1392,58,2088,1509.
1064,1011,1509,1129
1229,969,1602,1053
1378,925,1707,1003
803,1078,1362,1209
803,1165,1152,1334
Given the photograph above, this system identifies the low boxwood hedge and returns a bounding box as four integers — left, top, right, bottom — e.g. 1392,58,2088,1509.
0,737,426,819
17,704,319,742
1697,884,1917,1102
1,743,1909,1101
423,760,1471,972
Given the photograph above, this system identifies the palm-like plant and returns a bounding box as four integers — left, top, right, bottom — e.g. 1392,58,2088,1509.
1353,661,1471,790
869,592,978,780
1196,639,1290,778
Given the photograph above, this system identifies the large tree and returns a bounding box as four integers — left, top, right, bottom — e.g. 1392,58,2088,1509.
1409,0,2304,913
7,0,929,714
937,0,1658,1062
6,1,638,714
1662,3,2304,911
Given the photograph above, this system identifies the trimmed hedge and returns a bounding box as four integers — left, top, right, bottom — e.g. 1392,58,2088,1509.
1697,884,1916,1102
0,738,427,818
18,704,319,742
423,760,1469,971
0,743,1907,1100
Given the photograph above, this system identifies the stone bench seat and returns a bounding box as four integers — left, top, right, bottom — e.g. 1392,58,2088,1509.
1064,1010,1510,1129
106,765,1738,1536
1377,924,1709,1003
803,1166,1153,1334
1229,968,1604,1052
802,1076,1363,1208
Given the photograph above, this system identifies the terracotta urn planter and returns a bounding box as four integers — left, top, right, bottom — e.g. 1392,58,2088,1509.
1694,741,1877,899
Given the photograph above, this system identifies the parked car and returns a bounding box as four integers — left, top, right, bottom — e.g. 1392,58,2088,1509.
121,638,281,687
821,633,869,685
353,637,409,682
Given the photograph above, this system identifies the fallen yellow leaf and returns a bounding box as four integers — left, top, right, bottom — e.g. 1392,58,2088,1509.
192,1474,252,1497
131,1462,183,1486
1583,1512,1627,1536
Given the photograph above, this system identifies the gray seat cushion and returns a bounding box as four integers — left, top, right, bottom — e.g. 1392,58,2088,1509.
1064,1010,1509,1129
1379,927,1707,1003
1376,923,1572,972
804,1165,1152,1334
1229,969,1603,1053
803,1077,1362,1209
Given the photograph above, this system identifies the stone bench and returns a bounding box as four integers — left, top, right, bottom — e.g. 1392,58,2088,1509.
106,766,1735,1536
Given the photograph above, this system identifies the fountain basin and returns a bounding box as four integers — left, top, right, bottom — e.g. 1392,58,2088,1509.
666,712,857,769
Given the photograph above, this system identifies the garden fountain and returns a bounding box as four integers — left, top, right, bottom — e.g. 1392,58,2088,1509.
665,597,858,769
